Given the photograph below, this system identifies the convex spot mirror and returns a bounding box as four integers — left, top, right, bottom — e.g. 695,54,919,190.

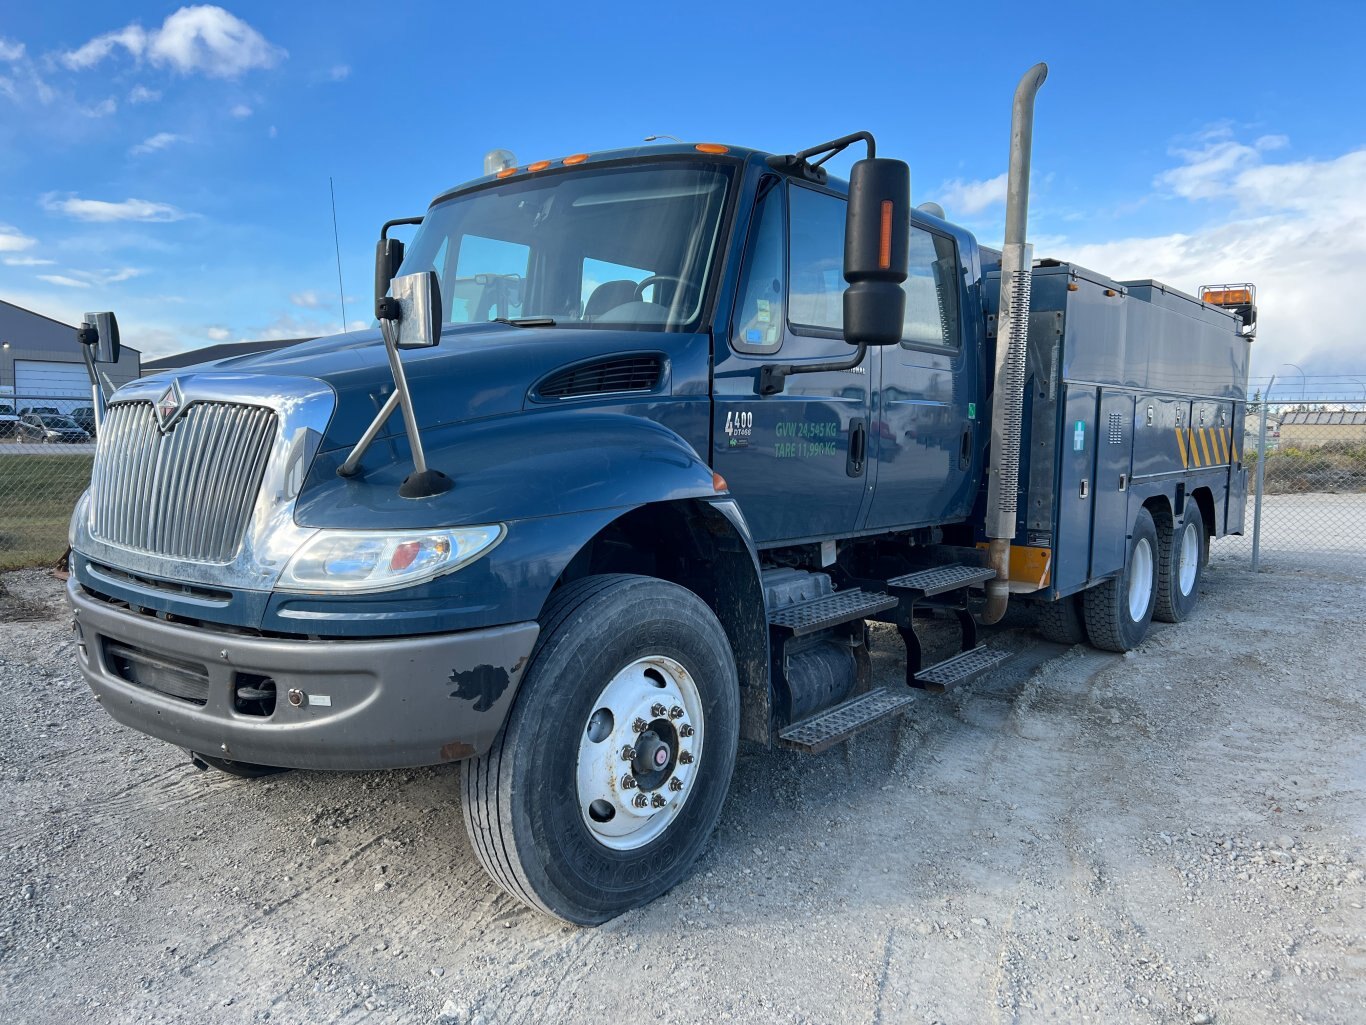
390,271,443,349
843,157,910,347
80,311,121,363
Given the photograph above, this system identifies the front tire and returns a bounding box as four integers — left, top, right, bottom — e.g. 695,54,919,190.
1154,502,1206,623
462,574,739,925
1083,507,1159,652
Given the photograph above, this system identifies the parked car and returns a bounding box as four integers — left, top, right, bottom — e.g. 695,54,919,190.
17,413,90,444
70,406,98,437
0,402,18,438
19,405,60,416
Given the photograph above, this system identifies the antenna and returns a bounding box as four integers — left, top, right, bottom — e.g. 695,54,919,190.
329,176,348,328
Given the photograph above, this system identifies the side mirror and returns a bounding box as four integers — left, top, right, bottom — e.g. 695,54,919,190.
843,158,910,346
388,271,443,349
374,237,406,303
79,311,121,363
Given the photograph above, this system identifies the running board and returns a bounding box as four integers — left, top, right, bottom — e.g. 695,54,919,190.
887,564,996,597
767,588,898,637
912,645,1011,692
778,687,916,754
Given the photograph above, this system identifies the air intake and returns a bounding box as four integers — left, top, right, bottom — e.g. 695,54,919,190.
534,355,664,400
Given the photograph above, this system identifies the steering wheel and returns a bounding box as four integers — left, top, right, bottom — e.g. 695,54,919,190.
633,275,685,303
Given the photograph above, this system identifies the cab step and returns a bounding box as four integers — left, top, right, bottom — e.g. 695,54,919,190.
778,687,917,754
912,645,1010,692
767,588,898,637
887,564,997,597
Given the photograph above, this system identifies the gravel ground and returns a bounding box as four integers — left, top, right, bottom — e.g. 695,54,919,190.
1,531,1363,1025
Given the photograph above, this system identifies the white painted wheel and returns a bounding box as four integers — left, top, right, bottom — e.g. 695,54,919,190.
575,654,704,851
1127,537,1154,623
1178,519,1200,596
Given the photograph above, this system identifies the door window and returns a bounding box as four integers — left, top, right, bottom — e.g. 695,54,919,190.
731,182,786,352
788,186,846,334
902,229,961,349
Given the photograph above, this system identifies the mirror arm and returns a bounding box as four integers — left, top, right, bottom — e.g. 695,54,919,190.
757,343,867,396
381,216,423,240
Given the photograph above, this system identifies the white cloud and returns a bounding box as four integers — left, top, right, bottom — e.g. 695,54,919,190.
328,64,350,81
267,124,277,138
935,172,1008,217
0,37,25,61
229,102,252,118
0,224,36,251
290,290,325,308
128,84,161,103
84,96,117,117
41,193,187,222
130,131,187,155
3,255,55,266
33,266,144,287
206,326,231,341
37,274,90,288
1064,139,1366,376
61,6,285,79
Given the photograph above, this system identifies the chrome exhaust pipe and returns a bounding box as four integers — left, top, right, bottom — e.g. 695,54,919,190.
983,62,1048,625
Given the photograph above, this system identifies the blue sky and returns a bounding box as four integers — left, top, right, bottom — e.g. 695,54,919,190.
2,1,1364,394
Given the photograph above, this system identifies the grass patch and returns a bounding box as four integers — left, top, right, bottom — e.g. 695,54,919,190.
0,452,93,570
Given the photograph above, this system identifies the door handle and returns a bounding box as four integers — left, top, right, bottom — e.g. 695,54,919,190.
847,419,867,478
959,424,972,470
1079,478,1090,498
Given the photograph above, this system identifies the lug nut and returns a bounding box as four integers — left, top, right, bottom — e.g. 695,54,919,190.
632,793,648,808
621,745,636,761
669,705,684,720
621,775,637,789
650,702,667,718
650,793,666,808
678,750,694,765
668,777,683,792
632,717,648,733
679,723,695,738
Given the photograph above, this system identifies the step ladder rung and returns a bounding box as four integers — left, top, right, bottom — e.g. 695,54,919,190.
767,589,899,637
912,645,1010,691
887,564,997,597
778,687,916,754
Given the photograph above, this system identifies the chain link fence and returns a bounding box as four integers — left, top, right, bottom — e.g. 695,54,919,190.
0,393,96,571
1218,392,1366,568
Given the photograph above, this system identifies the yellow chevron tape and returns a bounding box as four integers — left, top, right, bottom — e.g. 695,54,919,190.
1198,428,1212,466
1219,428,1229,463
1175,426,1189,468
1189,428,1203,467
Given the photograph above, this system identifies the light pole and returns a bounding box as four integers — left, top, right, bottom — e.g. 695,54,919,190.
1280,362,1306,406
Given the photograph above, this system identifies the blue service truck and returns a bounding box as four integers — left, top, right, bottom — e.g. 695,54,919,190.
66,65,1255,923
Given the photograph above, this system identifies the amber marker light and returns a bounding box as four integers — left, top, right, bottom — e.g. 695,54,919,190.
496,167,517,179
695,143,729,154
712,471,729,493
563,153,589,165
878,200,894,270
527,160,552,172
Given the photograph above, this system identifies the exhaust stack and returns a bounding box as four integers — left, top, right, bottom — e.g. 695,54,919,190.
982,62,1048,625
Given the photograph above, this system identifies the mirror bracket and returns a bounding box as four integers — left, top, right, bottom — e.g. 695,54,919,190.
757,344,868,396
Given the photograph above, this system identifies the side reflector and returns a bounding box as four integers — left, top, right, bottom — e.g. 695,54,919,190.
878,200,894,270
712,471,729,493
563,153,589,165
695,143,729,154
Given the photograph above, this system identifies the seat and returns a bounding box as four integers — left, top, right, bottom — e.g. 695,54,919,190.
584,279,642,320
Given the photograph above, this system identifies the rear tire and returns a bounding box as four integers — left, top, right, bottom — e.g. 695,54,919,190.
1154,502,1206,623
1035,593,1088,645
1083,507,1159,652
462,574,739,925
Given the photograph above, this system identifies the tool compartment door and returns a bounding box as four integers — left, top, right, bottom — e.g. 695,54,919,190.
1090,390,1135,579
1053,384,1098,594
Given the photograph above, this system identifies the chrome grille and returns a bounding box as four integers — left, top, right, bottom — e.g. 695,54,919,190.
90,400,278,563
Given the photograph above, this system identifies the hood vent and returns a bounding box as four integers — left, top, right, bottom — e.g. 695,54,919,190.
534,354,664,400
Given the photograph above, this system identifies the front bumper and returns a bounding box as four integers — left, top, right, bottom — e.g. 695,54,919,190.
68,579,539,770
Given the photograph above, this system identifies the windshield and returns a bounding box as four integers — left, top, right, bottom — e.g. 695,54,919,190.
399,161,733,331
39,415,78,428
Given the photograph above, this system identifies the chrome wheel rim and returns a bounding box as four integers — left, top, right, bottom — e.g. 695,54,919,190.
1178,520,1200,596
1128,537,1154,622
575,655,704,851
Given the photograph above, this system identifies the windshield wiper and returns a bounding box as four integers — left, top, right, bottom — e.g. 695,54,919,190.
493,316,557,328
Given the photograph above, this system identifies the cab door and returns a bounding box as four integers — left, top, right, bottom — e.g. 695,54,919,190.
712,179,872,546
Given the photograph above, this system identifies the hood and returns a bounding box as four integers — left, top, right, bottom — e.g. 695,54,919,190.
140,323,707,453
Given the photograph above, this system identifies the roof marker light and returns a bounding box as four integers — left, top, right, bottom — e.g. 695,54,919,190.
563,153,589,165
527,160,552,172
496,167,517,179
695,143,729,154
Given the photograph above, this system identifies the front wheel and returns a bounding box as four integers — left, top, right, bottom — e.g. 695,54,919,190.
462,574,739,925
1083,507,1159,652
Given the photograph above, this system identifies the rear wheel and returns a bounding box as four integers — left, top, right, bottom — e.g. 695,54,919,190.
1154,502,1206,623
462,574,739,925
1083,507,1159,652
1035,593,1088,645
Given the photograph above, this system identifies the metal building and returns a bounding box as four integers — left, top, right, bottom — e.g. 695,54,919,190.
0,299,141,413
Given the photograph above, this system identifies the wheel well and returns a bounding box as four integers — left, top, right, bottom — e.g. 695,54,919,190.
553,501,771,744
1143,494,1173,528
1190,486,1217,538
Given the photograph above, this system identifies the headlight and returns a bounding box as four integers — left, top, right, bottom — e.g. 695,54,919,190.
278,525,505,593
